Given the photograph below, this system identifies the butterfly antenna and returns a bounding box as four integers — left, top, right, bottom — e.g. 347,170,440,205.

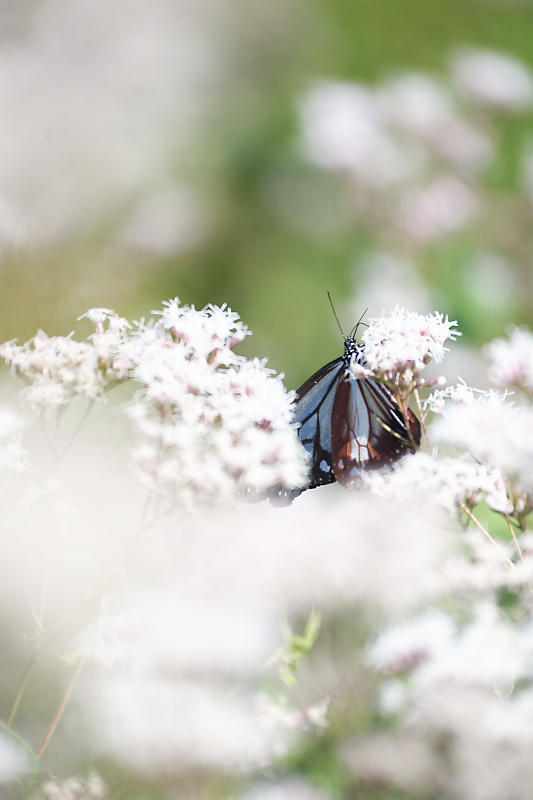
351,307,368,338
327,291,345,339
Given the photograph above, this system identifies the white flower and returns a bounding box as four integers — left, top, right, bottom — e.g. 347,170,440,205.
486,327,533,394
126,301,308,500
415,603,533,691
0,331,102,407
394,175,479,242
0,406,23,441
241,779,330,800
377,73,492,170
85,676,276,774
298,80,419,188
361,306,460,388
365,452,512,516
0,731,30,784
257,695,329,733
368,609,455,673
451,47,533,110
41,773,106,800
424,380,509,416
433,396,533,499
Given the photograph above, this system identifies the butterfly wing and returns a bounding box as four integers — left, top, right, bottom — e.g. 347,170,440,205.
291,356,345,490
270,345,420,506
331,374,420,488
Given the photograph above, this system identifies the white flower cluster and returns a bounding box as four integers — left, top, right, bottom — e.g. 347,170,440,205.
125,299,307,500
486,326,533,395
360,306,460,389
40,773,106,800
450,47,533,111
433,396,533,511
0,300,308,502
0,310,131,408
423,379,504,415
360,604,533,800
365,452,512,517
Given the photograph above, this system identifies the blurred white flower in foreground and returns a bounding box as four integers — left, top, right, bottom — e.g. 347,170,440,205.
0,731,31,784
0,405,26,479
86,676,277,774
486,326,533,395
241,778,330,800
451,47,533,110
41,773,106,800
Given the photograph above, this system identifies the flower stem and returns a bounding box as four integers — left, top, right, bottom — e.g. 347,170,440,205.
413,387,431,451
505,514,524,561
37,655,86,759
460,503,514,568
7,647,42,728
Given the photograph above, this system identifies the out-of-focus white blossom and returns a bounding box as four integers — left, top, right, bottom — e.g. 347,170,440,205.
241,779,330,800
486,326,533,395
451,47,533,110
41,773,106,800
365,452,512,516
349,250,434,318
360,306,460,389
394,175,479,242
83,586,277,676
0,0,217,249
433,396,533,503
377,73,493,169
0,405,26,479
299,81,421,188
368,609,455,674
135,495,452,616
376,603,533,697
0,731,30,784
257,695,329,733
85,675,279,774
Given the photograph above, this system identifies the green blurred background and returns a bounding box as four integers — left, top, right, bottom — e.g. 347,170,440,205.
1,0,533,389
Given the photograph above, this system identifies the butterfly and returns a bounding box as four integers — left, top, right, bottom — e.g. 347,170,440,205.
271,331,421,506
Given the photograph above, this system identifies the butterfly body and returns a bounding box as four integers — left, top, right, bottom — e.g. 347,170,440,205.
272,336,420,505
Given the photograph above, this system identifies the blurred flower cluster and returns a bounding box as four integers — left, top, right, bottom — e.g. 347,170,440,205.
299,48,532,245
296,47,533,333
2,300,533,800
0,299,308,503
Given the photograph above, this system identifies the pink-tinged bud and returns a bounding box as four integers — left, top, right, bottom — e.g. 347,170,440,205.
229,334,244,349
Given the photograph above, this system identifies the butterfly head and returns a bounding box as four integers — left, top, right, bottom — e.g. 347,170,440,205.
343,336,365,366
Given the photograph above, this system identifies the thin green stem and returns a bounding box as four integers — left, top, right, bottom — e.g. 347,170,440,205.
37,655,86,759
413,387,431,451
7,647,42,728
460,502,514,568
505,514,524,561
398,393,418,450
